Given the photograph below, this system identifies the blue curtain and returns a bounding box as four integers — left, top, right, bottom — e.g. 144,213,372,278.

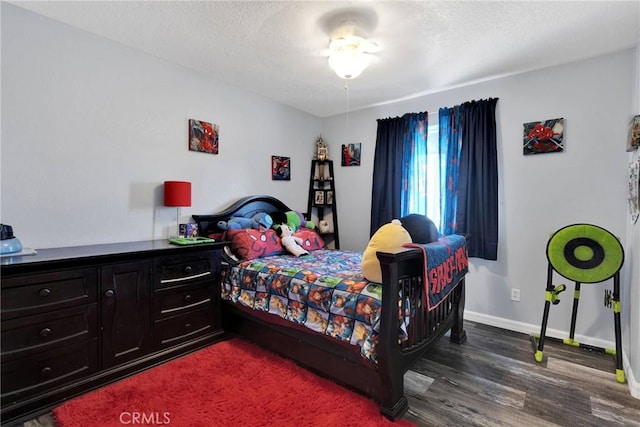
370,112,428,235
439,105,464,236
456,98,499,260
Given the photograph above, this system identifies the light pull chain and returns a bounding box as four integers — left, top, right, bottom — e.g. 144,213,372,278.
344,83,350,130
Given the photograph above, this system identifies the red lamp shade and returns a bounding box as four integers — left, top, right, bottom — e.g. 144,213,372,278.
164,181,191,207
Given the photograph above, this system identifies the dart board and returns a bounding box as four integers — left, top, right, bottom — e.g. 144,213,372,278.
546,224,624,283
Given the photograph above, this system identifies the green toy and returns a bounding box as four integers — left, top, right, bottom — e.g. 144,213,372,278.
271,211,314,232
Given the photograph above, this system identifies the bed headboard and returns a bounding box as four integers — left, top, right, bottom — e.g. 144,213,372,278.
192,195,294,236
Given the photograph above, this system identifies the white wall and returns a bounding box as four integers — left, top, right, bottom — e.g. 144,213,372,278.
322,49,637,390
624,45,640,398
1,3,320,248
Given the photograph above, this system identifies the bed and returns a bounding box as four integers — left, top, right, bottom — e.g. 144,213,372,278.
193,195,468,420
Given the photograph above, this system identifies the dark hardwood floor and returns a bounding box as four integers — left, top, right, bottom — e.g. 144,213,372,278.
21,322,640,427
403,321,640,426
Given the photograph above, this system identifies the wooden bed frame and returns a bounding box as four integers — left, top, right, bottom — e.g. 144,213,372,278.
193,195,467,420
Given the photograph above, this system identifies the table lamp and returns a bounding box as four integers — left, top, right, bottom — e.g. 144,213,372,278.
164,181,191,237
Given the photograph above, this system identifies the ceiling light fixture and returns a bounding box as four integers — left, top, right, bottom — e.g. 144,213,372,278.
328,35,376,80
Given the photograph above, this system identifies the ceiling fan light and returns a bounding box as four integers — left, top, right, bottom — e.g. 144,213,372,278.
328,52,371,79
327,36,374,80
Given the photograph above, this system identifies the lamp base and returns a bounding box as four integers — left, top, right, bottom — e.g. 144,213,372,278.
168,206,182,239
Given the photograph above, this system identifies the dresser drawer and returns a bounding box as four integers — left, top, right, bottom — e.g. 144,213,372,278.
1,339,98,403
153,308,215,350
1,268,97,319
155,253,215,289
154,282,213,319
1,304,98,362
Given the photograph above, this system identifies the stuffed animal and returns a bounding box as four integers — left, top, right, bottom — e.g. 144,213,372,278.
276,224,309,257
218,212,273,231
271,211,315,232
361,219,412,283
400,214,440,244
318,220,331,234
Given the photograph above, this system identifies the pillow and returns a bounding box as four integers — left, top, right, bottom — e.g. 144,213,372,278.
400,214,440,244
361,219,412,283
207,232,226,241
294,228,325,251
226,228,284,260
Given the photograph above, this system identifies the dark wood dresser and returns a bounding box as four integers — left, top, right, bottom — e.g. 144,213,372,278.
0,240,225,426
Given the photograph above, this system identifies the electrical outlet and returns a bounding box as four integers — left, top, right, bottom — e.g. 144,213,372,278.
511,288,521,302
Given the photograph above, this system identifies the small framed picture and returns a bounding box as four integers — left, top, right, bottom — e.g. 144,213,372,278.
326,190,333,205
272,156,290,181
523,118,564,155
189,119,219,155
341,143,361,166
314,190,325,205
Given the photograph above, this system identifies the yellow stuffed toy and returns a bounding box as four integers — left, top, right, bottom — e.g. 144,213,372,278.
361,219,412,283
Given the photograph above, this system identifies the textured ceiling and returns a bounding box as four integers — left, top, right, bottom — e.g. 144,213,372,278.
10,1,640,117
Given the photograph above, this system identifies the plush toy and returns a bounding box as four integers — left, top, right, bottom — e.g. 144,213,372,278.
318,220,331,234
271,211,315,232
361,219,412,283
400,214,440,244
218,213,273,231
276,224,309,257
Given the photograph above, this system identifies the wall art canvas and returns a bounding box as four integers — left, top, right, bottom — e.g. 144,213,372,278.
189,119,219,154
272,156,290,181
627,115,640,152
341,143,361,166
523,118,564,155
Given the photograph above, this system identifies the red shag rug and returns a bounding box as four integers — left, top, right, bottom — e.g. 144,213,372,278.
54,339,414,427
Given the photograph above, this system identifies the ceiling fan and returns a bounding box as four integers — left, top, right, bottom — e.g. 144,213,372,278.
319,8,380,80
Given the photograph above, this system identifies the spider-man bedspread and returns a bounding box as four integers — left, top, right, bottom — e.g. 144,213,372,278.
221,237,468,363
221,250,390,362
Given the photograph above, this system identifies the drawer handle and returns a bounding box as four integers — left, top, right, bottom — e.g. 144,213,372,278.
185,323,192,330
40,328,52,337
160,271,211,284
40,367,52,377
184,294,192,303
184,266,192,274
38,288,51,297
104,289,115,298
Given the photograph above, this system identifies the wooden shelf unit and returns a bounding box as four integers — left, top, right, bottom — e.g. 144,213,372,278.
306,159,339,249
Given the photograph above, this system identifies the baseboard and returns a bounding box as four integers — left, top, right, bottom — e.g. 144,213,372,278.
623,349,640,399
464,310,639,400
464,310,616,348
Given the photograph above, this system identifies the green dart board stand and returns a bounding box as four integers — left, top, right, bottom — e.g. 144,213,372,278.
533,223,626,383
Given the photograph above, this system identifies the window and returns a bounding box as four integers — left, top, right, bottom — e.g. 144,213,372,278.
372,99,498,259
405,113,441,230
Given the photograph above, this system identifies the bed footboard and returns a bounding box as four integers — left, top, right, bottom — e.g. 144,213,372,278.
375,248,467,418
